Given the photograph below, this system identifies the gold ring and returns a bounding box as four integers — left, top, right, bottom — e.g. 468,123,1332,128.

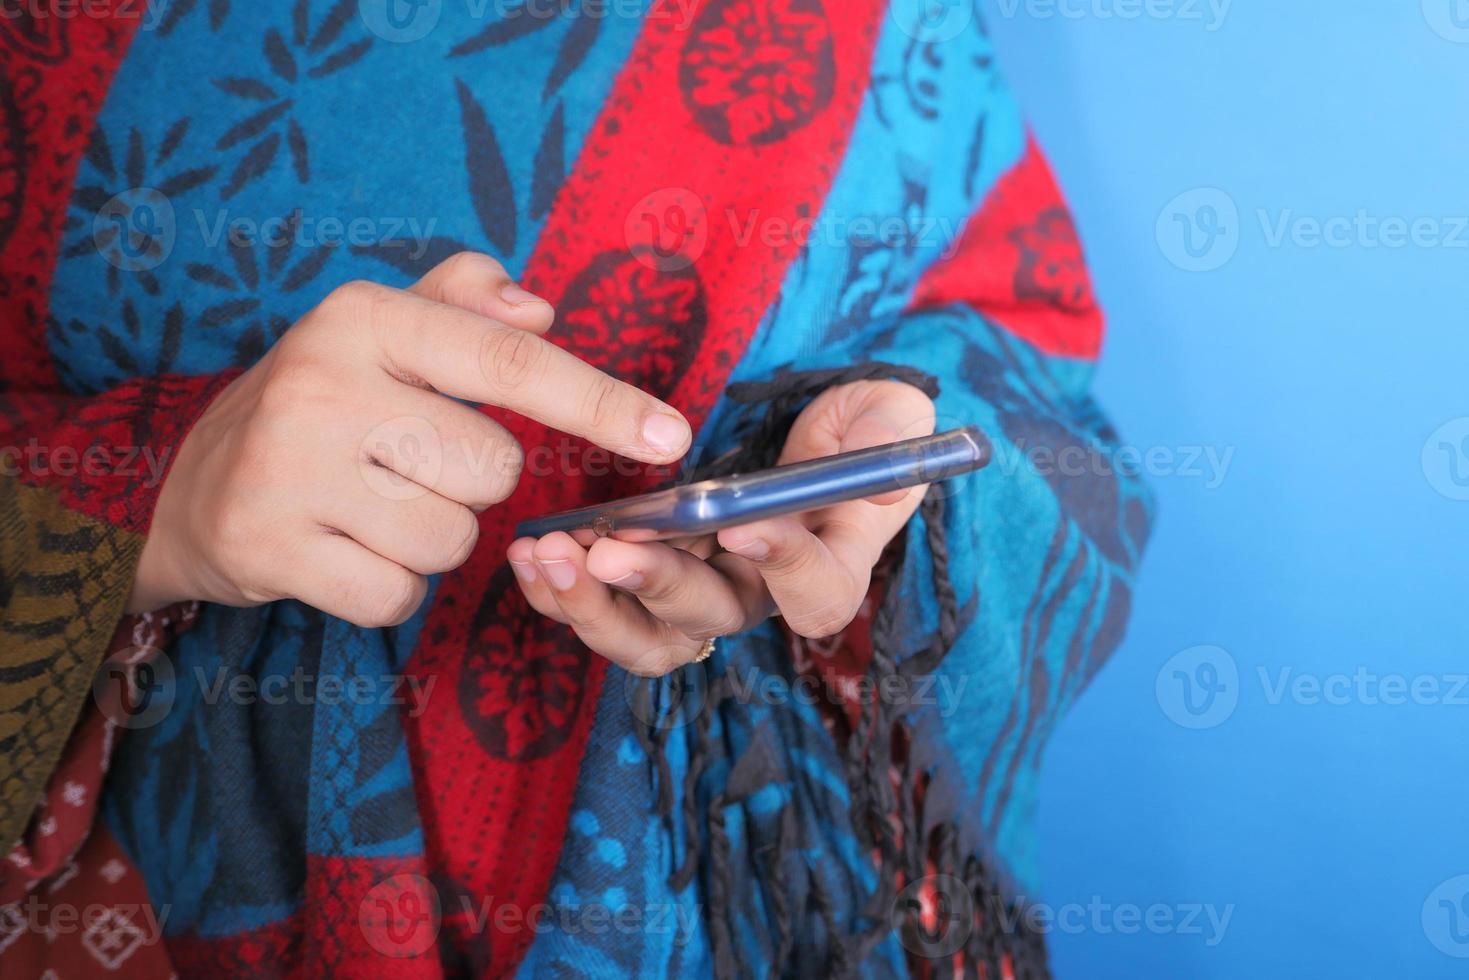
691,637,716,663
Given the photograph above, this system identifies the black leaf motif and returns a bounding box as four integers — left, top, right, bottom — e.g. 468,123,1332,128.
157,164,219,197
269,210,301,279
185,263,236,290
279,243,334,293
157,0,196,36
264,29,297,82
72,185,112,214
84,128,114,180
308,37,372,79
209,0,229,29
229,235,258,289
122,299,141,339
125,129,146,187
348,787,419,847
233,323,264,365
543,9,599,101
530,102,564,220
61,236,100,260
221,131,281,199
310,0,358,53
216,101,292,151
157,119,190,165
287,118,309,183
97,326,139,375
963,116,986,201
354,705,403,789
292,0,310,46
158,303,184,373
350,235,474,279
448,2,564,58
200,297,262,327
213,77,279,101
456,80,516,258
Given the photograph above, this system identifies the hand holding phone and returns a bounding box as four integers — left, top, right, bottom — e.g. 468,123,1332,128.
515,426,990,541
507,380,970,676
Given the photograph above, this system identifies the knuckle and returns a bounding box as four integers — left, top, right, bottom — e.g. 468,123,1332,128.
578,376,625,433
479,327,544,391
324,279,376,315
353,569,423,628
440,509,480,570
789,594,861,639
257,357,326,417
477,437,523,507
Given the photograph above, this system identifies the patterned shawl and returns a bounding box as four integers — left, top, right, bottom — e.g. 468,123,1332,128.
0,1,1150,976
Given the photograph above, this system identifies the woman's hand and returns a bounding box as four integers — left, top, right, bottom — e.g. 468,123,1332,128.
507,380,937,675
128,253,693,627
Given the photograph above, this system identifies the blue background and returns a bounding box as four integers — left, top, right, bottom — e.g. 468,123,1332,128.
982,2,1469,976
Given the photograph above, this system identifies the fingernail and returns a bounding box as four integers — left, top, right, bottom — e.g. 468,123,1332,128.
500,283,546,307
510,560,537,585
642,413,691,455
725,537,769,561
538,559,576,591
603,570,644,590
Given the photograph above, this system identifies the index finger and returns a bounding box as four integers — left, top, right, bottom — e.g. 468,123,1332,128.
350,282,692,463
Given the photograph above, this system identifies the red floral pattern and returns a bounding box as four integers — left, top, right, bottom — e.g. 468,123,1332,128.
460,568,589,763
558,250,706,398
679,0,836,145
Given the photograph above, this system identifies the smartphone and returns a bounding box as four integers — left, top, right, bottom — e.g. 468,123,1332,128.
514,426,991,542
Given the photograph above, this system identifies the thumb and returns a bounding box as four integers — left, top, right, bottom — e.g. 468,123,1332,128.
409,251,554,334
779,379,937,506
